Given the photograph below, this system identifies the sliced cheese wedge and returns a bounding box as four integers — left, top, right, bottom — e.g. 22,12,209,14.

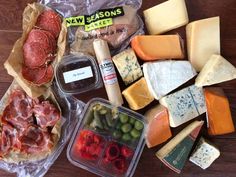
144,105,172,148
156,121,204,173
195,54,236,87
143,0,189,35
159,85,206,127
131,35,184,61
189,137,220,169
186,17,220,71
204,87,235,135
143,61,197,100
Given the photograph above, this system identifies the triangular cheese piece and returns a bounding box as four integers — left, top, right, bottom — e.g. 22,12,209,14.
143,61,197,100
156,121,204,173
195,54,236,87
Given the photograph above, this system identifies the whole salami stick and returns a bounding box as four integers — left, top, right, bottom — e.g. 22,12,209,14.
93,39,123,106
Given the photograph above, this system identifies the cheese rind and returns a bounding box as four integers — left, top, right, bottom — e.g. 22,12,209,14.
195,54,236,87
143,61,197,100
112,48,143,85
131,35,184,61
156,121,204,173
144,105,172,148
159,85,206,127
204,87,235,135
186,17,220,71
143,0,189,35
122,77,154,110
189,138,220,169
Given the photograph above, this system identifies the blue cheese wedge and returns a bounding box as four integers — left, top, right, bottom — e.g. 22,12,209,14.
143,61,197,100
112,48,143,85
195,54,236,87
189,137,220,169
159,85,206,127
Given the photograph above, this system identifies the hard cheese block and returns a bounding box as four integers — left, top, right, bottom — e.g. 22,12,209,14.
122,77,154,110
189,137,220,169
195,54,236,87
112,48,143,85
143,0,189,35
186,17,220,71
159,85,206,127
156,121,204,174
143,61,197,100
131,35,184,61
204,87,235,135
144,105,172,148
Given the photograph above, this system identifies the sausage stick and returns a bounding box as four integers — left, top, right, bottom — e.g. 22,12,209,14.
93,39,123,106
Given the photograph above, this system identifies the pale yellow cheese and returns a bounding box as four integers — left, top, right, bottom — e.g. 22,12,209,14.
122,77,154,110
186,17,220,71
143,0,189,35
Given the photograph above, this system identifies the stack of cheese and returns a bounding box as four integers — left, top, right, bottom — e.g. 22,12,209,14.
109,0,236,174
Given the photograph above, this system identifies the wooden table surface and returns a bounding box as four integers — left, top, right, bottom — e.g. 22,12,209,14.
0,0,236,177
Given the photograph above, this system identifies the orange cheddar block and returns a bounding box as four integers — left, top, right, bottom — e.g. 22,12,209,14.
131,35,184,61
204,87,235,135
144,105,172,148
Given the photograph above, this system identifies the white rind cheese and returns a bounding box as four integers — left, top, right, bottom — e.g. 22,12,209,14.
186,17,220,71
195,54,236,87
159,85,206,127
189,138,220,169
143,0,189,35
143,61,197,100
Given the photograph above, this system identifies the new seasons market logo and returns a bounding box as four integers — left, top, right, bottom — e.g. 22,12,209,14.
65,7,124,31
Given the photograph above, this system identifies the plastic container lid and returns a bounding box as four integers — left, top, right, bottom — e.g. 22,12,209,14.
67,98,146,177
55,54,102,94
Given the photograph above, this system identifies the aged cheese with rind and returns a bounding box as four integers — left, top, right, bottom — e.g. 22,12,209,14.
189,137,220,169
186,17,220,71
131,35,184,61
143,0,189,35
159,85,206,127
156,121,204,173
122,77,154,110
144,105,172,148
195,54,236,87
143,61,197,100
112,48,143,85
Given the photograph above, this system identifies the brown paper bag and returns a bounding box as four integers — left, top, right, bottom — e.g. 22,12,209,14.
4,2,67,98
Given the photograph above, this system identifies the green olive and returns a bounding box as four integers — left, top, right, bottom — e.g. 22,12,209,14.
130,129,141,138
121,123,132,133
119,113,129,123
112,130,122,139
116,121,122,130
129,117,136,125
134,121,144,131
122,134,131,141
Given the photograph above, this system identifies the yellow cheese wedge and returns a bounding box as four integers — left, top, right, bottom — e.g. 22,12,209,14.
143,0,189,35
195,54,236,87
131,35,184,61
144,105,172,148
122,77,154,110
186,17,220,71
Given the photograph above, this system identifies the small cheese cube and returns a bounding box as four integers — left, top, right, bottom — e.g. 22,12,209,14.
159,85,206,127
122,77,154,110
131,35,184,61
143,61,197,100
144,105,172,148
204,87,235,135
186,17,220,71
112,48,143,85
143,0,189,35
195,54,236,87
189,138,220,169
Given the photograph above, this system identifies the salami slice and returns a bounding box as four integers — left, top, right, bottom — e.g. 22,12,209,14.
35,65,54,85
22,66,48,84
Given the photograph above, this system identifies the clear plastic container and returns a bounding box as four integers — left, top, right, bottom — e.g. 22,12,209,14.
67,98,146,177
55,54,103,94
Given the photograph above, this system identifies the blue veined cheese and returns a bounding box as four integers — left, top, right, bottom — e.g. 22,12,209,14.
143,61,197,100
112,48,143,85
189,137,220,169
159,85,206,127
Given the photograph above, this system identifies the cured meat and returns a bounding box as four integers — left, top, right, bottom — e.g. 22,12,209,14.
36,10,61,38
34,65,54,85
34,100,60,129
